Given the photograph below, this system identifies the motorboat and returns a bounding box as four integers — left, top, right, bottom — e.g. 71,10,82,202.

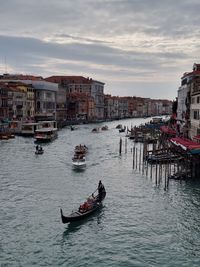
72,155,86,169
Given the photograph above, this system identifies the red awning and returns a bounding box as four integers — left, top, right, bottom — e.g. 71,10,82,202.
160,126,176,135
170,137,200,154
193,135,200,140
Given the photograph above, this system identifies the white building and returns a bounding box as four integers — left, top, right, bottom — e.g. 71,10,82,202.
189,63,200,138
91,80,105,120
177,84,190,121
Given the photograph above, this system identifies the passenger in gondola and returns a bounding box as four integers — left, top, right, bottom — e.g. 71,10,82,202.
79,202,90,213
87,194,95,203
98,180,105,202
36,145,39,151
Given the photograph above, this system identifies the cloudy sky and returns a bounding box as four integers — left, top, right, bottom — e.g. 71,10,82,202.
0,0,200,100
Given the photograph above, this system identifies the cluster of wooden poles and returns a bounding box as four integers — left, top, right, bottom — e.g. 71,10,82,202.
119,137,195,189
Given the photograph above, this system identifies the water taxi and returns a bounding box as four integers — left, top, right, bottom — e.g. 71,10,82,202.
34,121,58,142
21,122,39,136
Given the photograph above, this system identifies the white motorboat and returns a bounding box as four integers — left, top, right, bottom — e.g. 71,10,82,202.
72,156,86,169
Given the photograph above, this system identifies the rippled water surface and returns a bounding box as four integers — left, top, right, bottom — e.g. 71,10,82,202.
1,118,200,267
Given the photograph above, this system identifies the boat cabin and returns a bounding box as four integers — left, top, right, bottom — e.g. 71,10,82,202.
21,122,39,136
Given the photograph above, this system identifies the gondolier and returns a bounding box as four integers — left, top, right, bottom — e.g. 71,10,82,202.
98,180,105,202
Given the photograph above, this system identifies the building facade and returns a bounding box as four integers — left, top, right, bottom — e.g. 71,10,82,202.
0,75,58,121
0,83,9,121
46,76,105,121
189,64,200,138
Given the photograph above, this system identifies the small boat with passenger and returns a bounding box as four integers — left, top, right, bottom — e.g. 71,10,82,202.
60,181,106,223
35,145,44,155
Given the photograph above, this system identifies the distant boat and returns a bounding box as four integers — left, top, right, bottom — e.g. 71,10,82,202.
92,127,100,133
0,122,15,140
35,149,44,155
70,125,78,131
101,125,108,131
116,124,122,129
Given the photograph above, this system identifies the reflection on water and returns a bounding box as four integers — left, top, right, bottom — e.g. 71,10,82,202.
62,206,105,238
63,221,83,237
72,167,86,173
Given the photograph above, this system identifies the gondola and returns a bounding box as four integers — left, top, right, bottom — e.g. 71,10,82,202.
60,188,106,224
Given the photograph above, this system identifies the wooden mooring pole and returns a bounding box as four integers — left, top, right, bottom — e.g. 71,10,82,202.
139,143,142,172
119,138,122,155
125,138,127,154
132,146,135,169
136,148,138,170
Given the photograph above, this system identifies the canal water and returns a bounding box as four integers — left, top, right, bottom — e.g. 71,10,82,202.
1,118,200,267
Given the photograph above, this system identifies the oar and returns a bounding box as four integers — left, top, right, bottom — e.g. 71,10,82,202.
88,188,98,197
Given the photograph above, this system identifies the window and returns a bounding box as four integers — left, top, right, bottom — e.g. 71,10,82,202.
193,110,199,120
192,97,195,104
46,93,51,98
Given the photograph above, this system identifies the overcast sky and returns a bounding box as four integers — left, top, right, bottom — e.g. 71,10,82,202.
0,0,200,100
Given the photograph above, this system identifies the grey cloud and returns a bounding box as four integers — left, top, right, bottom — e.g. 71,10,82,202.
0,35,187,73
0,0,199,99
54,34,113,44
1,0,200,39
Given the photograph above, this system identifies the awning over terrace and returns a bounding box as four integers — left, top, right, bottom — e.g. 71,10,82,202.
193,135,200,141
160,126,176,136
170,137,200,154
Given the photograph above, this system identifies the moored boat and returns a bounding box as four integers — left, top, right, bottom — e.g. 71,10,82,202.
21,122,39,137
101,125,108,131
92,127,100,133
60,183,106,223
34,128,57,142
34,121,58,142
116,124,122,129
0,122,15,140
119,128,125,133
